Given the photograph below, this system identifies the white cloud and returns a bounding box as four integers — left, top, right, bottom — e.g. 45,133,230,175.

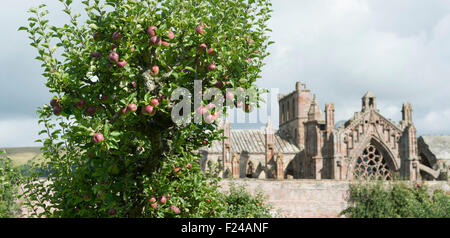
257,0,450,135
0,118,45,148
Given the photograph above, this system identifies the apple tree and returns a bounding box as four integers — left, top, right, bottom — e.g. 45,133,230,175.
20,0,272,217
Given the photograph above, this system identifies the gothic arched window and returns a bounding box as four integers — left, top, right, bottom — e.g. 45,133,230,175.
353,143,393,180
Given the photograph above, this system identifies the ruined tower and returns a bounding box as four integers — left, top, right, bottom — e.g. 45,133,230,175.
278,81,313,147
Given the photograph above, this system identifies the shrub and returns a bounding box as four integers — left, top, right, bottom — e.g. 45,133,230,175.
222,183,272,218
0,152,22,218
19,0,272,217
341,182,450,218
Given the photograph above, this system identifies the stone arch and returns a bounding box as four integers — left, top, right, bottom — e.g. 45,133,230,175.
347,136,397,180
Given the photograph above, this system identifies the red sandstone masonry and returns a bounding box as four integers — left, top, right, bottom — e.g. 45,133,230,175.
219,179,450,218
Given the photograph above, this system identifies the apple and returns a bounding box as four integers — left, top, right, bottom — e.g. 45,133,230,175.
160,195,167,204
167,30,174,39
202,140,208,145
53,106,62,115
161,41,170,47
205,114,215,123
207,48,214,55
149,197,156,203
208,63,216,71
109,52,119,62
50,98,60,107
236,102,244,108
108,208,116,216
85,106,96,116
214,80,223,89
151,65,159,76
196,25,206,34
120,107,128,115
147,26,157,36
112,31,122,41
90,51,101,58
130,81,137,88
142,105,154,115
170,205,180,214
92,133,104,144
150,36,161,45
225,91,234,100
197,106,207,115
127,103,137,112
187,163,192,169
206,103,216,109
198,43,207,51
117,60,127,68
151,98,160,106
75,99,86,109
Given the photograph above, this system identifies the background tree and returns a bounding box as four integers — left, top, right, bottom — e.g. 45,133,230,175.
20,0,272,217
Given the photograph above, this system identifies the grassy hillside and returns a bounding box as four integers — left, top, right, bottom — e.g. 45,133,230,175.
0,147,42,166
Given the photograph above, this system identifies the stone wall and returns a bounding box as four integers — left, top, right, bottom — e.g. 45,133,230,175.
219,179,450,218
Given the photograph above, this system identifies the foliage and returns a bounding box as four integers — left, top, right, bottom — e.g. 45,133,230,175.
341,182,450,218
222,183,272,218
0,151,22,218
19,0,272,217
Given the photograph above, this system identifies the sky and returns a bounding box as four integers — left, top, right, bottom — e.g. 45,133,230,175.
1,0,450,147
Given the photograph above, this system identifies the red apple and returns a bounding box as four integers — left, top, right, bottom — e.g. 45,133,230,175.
85,106,96,116
207,48,214,55
108,208,116,216
207,103,216,109
117,60,127,68
208,64,216,71
187,163,192,169
196,25,206,34
198,43,207,51
214,80,224,89
202,140,208,145
112,31,122,41
142,105,154,115
225,91,234,100
147,26,157,36
170,205,180,214
92,133,104,144
109,52,119,62
161,41,170,47
151,203,158,209
149,197,156,203
127,103,137,112
205,114,215,123
50,98,60,107
91,51,101,58
130,81,137,88
76,99,86,109
120,107,128,115
151,98,160,106
53,106,62,115
151,65,159,76
150,36,161,45
167,30,174,39
160,195,167,204
197,106,207,115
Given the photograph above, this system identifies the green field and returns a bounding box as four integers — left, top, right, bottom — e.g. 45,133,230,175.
1,147,43,166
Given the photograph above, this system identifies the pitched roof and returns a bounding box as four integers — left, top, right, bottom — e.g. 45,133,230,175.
362,90,376,98
202,129,301,154
419,136,450,160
